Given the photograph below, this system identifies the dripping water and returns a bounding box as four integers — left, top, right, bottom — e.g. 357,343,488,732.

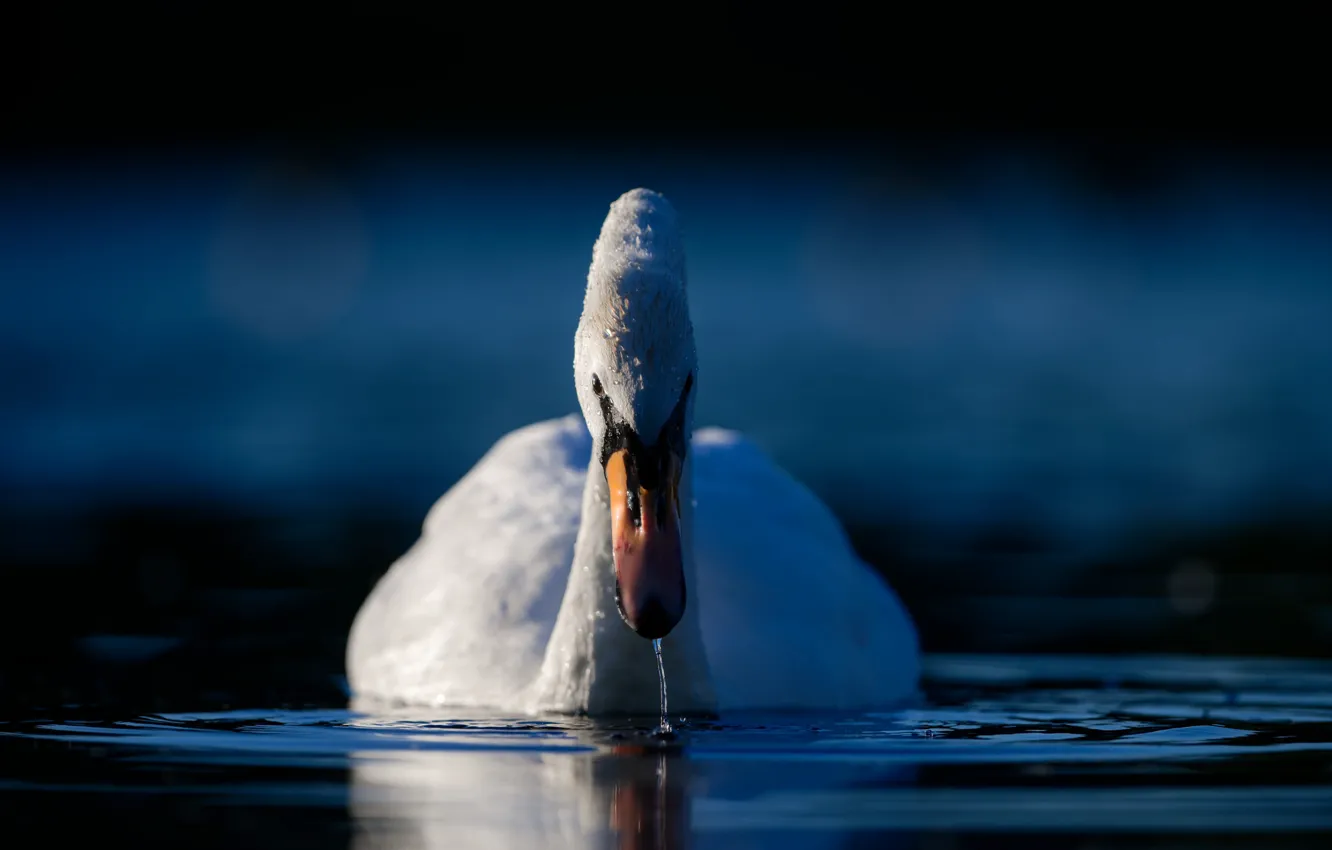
652,637,672,734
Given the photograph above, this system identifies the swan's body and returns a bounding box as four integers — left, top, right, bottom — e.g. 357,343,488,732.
346,189,919,714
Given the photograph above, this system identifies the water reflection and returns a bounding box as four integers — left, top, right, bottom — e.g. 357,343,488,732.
5,655,1332,847
350,738,690,849
605,747,688,850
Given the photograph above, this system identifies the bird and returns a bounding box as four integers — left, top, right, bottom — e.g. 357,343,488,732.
346,188,919,716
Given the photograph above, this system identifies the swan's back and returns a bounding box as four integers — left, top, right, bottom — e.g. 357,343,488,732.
346,416,589,708
691,429,920,710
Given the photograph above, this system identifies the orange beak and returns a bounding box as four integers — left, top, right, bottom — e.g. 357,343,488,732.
605,447,685,639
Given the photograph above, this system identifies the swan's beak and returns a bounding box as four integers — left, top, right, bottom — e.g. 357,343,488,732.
605,447,685,639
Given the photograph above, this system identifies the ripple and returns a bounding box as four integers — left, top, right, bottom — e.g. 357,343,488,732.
3,655,1332,846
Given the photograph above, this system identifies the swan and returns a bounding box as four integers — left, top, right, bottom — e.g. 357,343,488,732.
346,188,919,715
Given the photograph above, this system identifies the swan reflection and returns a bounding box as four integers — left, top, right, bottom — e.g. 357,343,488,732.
350,737,690,849
344,703,916,848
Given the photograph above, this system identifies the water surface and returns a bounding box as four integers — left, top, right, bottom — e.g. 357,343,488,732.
3,655,1331,848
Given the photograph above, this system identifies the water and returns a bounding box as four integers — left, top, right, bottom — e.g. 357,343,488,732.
3,656,1331,848
4,156,1332,547
654,637,673,736
4,155,1332,676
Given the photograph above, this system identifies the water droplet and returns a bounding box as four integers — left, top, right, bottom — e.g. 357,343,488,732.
603,328,613,339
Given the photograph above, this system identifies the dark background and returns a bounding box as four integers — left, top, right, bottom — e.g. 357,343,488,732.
2,9,1329,714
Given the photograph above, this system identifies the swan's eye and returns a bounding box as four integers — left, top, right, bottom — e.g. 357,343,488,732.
592,375,604,397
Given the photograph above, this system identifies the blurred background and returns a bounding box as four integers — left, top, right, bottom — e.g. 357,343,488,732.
2,9,1329,713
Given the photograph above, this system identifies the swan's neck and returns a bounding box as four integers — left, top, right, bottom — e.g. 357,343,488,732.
531,448,716,716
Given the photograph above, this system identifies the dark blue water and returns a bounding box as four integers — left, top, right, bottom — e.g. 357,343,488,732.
4,655,1330,847
3,150,1331,844
3,153,1331,673
5,153,1332,542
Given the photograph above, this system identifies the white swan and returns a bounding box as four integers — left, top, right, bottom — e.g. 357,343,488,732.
346,188,919,715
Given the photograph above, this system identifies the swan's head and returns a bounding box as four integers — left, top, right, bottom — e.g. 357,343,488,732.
574,188,697,640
